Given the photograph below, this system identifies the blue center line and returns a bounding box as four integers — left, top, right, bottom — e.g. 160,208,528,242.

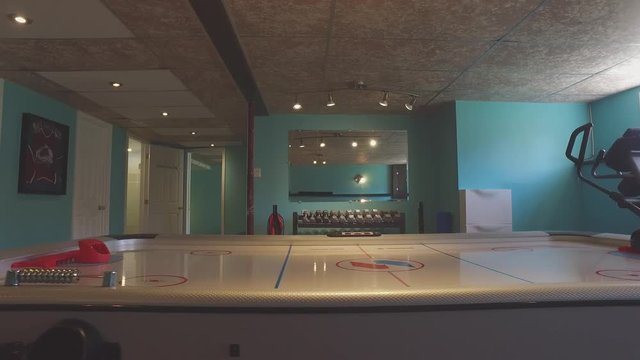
422,244,534,284
274,245,293,289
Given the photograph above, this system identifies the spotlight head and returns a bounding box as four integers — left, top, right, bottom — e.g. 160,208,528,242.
191,131,197,135
161,111,169,117
110,81,122,88
313,160,317,164
351,140,358,147
369,139,377,147
210,143,215,147
326,93,335,107
298,139,305,148
322,160,327,165
293,94,302,110
405,95,417,111
354,174,367,184
379,91,389,107
320,138,326,147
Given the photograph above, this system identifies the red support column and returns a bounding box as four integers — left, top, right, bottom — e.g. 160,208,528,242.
246,101,255,235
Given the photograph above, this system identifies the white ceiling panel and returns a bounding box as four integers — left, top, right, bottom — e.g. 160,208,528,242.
38,70,187,92
112,106,215,120
0,0,133,39
81,90,202,107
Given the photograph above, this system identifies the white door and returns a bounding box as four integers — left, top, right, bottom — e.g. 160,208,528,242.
146,145,184,234
72,112,112,239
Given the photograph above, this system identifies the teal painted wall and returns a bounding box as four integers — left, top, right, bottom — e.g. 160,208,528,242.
109,127,127,234
420,103,459,232
0,81,77,249
254,114,422,235
290,164,392,196
455,101,589,231
191,163,222,234
588,87,640,233
224,145,247,234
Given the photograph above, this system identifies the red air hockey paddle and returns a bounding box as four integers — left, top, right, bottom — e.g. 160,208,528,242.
11,239,111,269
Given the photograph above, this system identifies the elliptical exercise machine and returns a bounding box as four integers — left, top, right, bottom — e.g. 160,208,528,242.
566,123,640,251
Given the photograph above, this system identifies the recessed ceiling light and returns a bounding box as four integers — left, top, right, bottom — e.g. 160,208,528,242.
352,140,358,148
210,143,215,147
110,81,122,88
288,144,292,148
162,112,169,117
9,14,32,24
313,160,317,164
127,148,132,152
320,140,326,148
322,160,327,165
191,131,197,135
369,139,377,147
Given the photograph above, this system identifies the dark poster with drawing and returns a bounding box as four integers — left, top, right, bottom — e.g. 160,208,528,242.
17,113,70,195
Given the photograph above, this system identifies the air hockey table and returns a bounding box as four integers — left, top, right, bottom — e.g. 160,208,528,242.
2,231,640,359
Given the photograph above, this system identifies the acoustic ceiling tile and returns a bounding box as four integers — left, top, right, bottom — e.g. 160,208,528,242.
81,90,202,108
507,0,640,44
327,38,491,72
111,106,214,120
37,70,187,92
0,39,160,71
225,0,332,37
101,0,204,37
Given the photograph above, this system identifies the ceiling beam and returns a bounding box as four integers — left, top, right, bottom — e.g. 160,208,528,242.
189,0,269,116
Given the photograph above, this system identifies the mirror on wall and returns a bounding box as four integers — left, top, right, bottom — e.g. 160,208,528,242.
288,130,408,202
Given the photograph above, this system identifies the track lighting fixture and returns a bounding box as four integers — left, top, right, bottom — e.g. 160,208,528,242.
298,139,305,148
289,82,418,111
405,95,417,111
293,95,302,110
320,138,326,147
369,139,377,147
326,93,335,107
379,91,389,107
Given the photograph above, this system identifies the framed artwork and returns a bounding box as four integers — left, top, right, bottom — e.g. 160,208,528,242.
17,113,70,195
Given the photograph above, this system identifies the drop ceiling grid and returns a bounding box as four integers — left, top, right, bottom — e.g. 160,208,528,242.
226,0,640,111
